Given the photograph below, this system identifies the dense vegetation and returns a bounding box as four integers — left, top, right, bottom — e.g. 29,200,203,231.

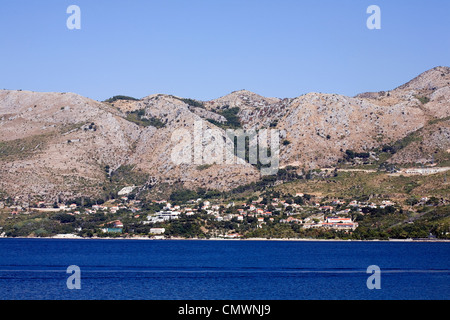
169,188,222,204
352,205,450,240
379,130,423,155
101,165,151,201
207,106,242,129
176,97,205,108
104,95,139,103
126,109,166,128
415,95,430,105
345,150,370,159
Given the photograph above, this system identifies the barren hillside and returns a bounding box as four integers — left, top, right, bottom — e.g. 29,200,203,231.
0,67,449,201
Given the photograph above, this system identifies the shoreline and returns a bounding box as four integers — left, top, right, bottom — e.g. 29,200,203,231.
1,236,449,243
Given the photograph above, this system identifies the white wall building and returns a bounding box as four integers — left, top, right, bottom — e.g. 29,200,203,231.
150,228,166,235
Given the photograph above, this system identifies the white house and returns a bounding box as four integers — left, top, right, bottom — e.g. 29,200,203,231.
150,228,166,235
153,211,181,221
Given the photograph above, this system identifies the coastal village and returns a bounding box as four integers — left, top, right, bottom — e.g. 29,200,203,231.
1,184,446,240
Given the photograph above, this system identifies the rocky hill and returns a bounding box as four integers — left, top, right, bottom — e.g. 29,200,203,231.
0,67,449,201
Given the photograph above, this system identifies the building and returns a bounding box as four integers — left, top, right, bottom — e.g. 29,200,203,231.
102,228,122,233
145,211,181,223
322,223,357,231
224,214,234,221
280,217,301,224
323,217,358,230
223,233,242,239
326,217,352,224
150,228,166,235
112,220,124,228
302,222,324,229
110,206,120,213
349,200,359,207
403,168,448,175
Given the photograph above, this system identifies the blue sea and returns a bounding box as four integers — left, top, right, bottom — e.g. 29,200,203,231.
0,239,448,300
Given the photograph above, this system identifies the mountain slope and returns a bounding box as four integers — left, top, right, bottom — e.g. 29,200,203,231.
0,67,449,201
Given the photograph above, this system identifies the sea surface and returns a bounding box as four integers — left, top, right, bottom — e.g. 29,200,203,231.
0,238,448,300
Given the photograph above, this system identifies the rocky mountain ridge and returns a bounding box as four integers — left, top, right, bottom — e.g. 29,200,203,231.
0,67,449,201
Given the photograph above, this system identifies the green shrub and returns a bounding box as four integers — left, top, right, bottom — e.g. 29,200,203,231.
178,98,205,108
415,95,430,104
126,110,166,128
207,107,242,130
196,164,213,171
104,95,139,103
170,189,199,202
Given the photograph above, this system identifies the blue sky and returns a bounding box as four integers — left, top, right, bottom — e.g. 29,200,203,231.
0,0,449,101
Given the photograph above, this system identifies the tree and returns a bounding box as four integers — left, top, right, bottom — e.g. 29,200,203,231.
426,197,440,206
53,213,76,223
170,189,198,202
345,150,355,159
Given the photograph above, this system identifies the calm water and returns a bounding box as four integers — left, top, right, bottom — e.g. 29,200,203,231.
0,239,448,300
